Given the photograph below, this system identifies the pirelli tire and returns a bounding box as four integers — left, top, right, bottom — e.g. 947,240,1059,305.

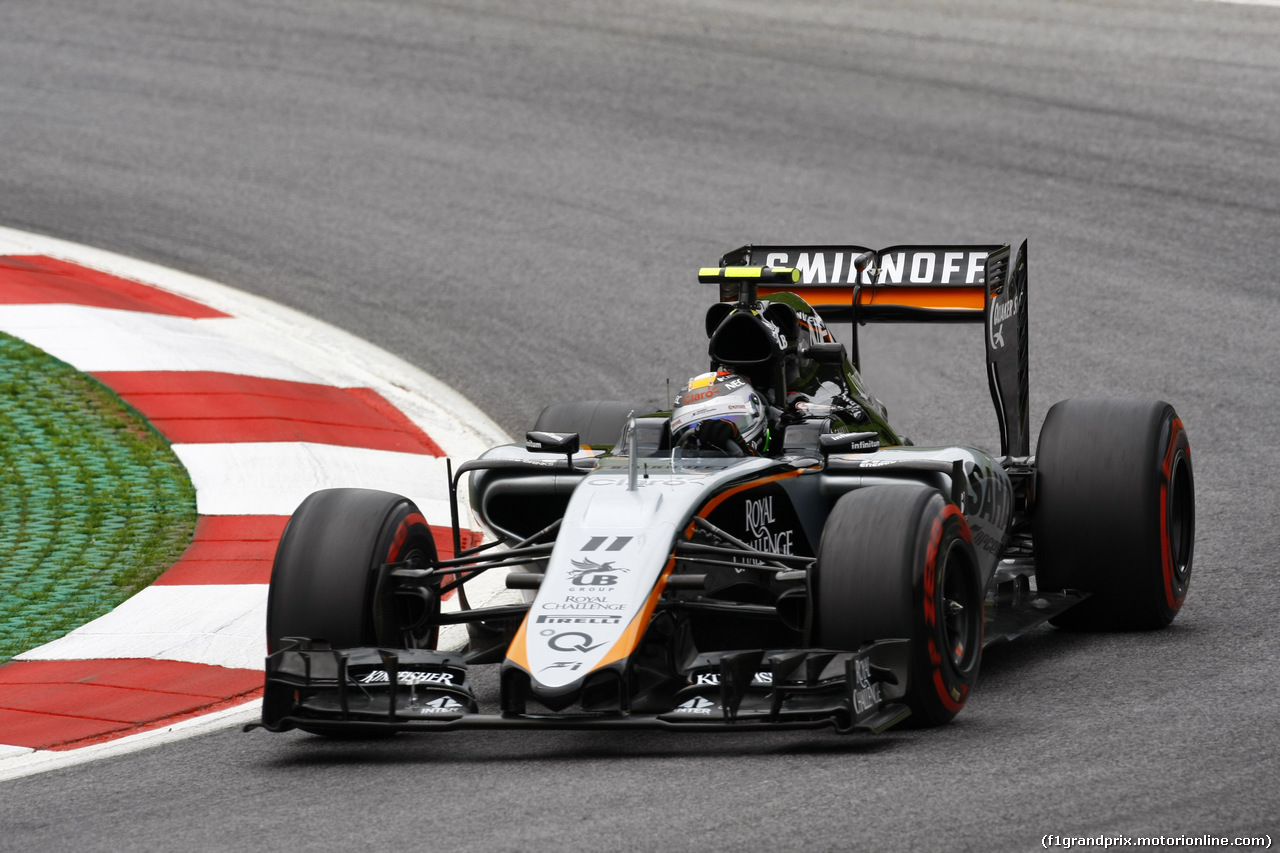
532,400,646,449
811,485,984,727
267,488,439,655
1033,398,1194,630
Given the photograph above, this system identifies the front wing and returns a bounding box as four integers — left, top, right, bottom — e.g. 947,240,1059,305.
246,640,912,736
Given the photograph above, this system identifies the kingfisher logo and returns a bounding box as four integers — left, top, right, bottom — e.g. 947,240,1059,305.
989,290,1023,349
357,670,455,686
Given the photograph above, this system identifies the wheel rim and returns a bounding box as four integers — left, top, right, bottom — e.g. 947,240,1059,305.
400,543,438,648
374,537,438,649
939,540,979,670
1167,454,1194,584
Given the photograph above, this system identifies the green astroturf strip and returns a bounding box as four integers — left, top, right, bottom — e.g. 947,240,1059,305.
0,333,196,664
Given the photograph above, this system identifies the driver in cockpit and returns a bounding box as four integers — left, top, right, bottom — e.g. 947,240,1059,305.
668,370,770,456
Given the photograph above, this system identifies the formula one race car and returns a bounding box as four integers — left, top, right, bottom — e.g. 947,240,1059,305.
248,241,1195,737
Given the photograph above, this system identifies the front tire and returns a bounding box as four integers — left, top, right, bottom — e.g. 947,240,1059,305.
266,488,439,654
1033,398,1194,630
811,485,984,727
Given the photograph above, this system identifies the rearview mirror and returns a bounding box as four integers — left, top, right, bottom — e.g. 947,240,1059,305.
805,341,847,365
526,431,580,455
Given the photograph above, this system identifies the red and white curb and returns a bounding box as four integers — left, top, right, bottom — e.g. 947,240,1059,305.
0,226,512,779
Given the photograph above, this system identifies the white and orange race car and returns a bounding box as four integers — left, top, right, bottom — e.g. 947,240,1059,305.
248,241,1194,737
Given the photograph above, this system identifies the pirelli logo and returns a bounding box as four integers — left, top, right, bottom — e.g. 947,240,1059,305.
535,615,623,625
751,246,1001,288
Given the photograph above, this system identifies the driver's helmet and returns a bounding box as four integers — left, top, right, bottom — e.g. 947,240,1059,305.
670,371,767,456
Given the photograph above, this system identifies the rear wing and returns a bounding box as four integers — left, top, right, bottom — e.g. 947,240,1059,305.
719,244,998,323
716,242,1030,456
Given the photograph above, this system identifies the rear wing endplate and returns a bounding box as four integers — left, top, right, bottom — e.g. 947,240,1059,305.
718,242,1029,456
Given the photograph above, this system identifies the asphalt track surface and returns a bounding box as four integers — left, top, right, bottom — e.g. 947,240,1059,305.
1,1,1277,850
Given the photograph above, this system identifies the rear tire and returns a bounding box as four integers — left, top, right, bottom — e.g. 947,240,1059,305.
532,400,647,448
811,485,984,727
1033,398,1194,630
267,488,438,654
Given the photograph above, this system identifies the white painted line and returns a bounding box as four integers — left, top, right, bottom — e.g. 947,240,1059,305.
0,700,263,783
16,585,268,669
171,441,456,520
0,304,323,382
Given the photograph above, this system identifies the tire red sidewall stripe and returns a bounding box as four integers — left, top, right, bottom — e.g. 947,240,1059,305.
1159,417,1187,612
924,503,971,713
